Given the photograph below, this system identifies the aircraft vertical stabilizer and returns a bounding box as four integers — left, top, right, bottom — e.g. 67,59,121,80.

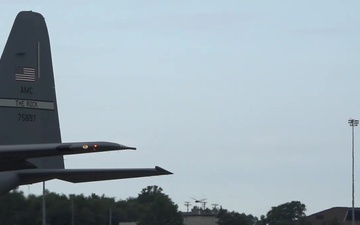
0,11,172,195
0,11,63,169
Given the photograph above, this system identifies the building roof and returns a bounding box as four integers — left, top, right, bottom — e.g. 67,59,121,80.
306,207,360,225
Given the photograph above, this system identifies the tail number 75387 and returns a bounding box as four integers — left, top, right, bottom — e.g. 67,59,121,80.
18,114,36,122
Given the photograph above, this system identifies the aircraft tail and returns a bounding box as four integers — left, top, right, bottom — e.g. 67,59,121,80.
0,11,64,169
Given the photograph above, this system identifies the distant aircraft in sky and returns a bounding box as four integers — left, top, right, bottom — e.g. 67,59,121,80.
191,197,207,203
0,11,171,194
191,198,207,209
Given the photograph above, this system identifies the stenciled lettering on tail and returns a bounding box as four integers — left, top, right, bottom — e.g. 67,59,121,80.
0,98,54,110
20,86,33,94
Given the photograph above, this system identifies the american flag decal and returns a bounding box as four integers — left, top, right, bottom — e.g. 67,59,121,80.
15,67,36,82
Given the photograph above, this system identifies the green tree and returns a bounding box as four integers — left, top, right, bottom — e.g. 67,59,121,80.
116,197,143,222
217,208,249,225
137,185,183,225
0,190,28,225
190,205,217,214
191,205,202,213
46,192,71,225
243,213,260,225
265,201,307,225
0,186,184,225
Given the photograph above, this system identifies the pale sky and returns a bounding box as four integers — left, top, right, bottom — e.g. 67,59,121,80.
1,0,360,217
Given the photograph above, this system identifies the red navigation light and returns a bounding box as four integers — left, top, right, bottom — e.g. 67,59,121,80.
93,144,98,149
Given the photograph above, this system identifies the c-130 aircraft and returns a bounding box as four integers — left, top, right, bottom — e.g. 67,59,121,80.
0,11,172,194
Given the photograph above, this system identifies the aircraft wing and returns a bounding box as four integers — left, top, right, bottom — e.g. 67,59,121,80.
16,166,172,185
0,142,135,160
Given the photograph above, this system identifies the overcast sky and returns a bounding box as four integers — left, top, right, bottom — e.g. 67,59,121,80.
1,0,360,217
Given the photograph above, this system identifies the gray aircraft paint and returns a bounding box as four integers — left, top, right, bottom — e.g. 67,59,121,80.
0,11,63,169
0,11,171,194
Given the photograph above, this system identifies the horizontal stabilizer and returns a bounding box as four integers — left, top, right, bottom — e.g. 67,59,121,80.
0,141,135,161
17,167,172,185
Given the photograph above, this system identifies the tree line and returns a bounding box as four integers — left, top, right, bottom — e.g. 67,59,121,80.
0,185,182,225
0,185,321,225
